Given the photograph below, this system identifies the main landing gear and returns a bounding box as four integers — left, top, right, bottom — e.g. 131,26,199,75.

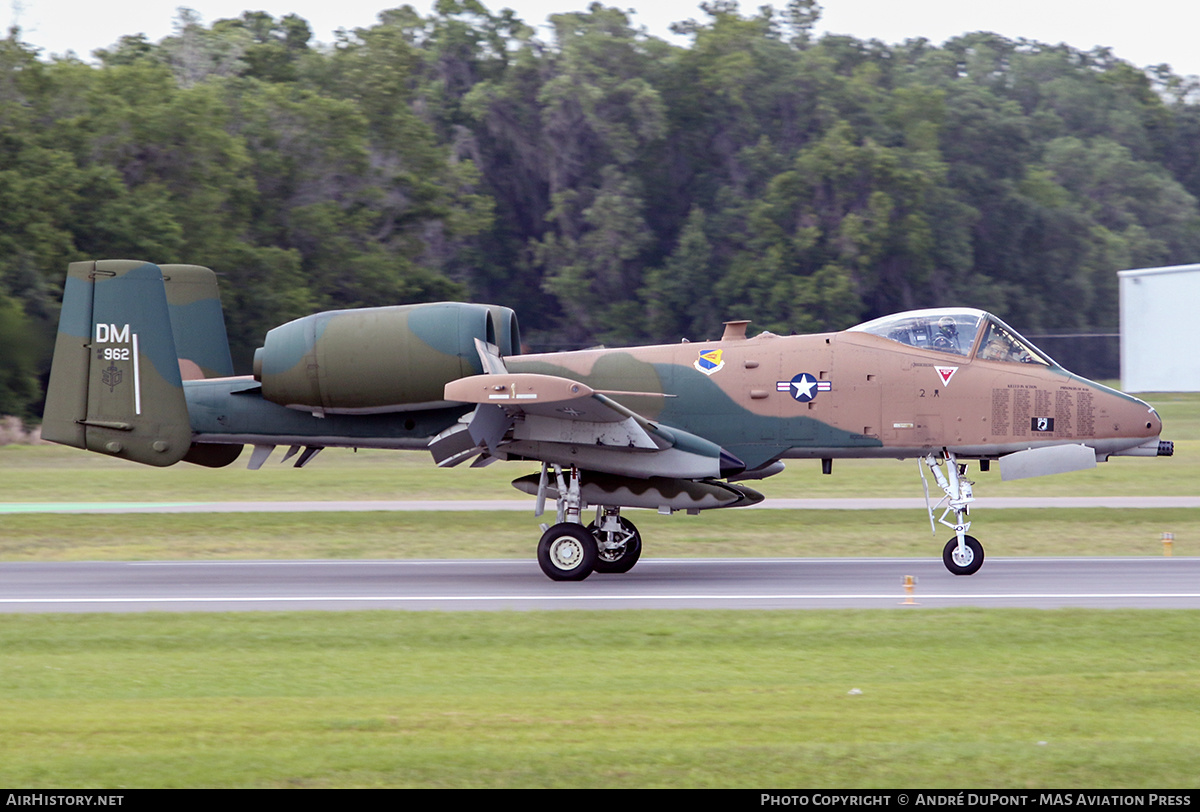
537,524,596,581
922,451,985,576
590,513,642,573
533,465,642,581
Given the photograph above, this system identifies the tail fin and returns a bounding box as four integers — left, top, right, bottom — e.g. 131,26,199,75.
42,260,192,466
160,264,243,468
161,264,235,380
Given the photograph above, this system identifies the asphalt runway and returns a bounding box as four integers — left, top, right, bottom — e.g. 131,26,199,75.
4,498,1194,613
2,556,1197,612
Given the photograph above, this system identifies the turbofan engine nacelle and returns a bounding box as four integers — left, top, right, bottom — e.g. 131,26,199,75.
253,302,520,414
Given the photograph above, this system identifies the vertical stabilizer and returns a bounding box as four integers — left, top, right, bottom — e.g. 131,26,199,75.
42,260,192,466
161,264,234,380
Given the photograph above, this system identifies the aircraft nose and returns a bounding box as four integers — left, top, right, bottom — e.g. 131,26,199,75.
1144,408,1173,455
1131,403,1160,439
1148,408,1163,436
1104,385,1158,438
1102,389,1172,458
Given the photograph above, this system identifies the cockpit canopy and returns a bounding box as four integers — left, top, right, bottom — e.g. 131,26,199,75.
847,308,1056,366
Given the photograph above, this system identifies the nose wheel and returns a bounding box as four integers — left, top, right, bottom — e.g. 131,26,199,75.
942,535,984,576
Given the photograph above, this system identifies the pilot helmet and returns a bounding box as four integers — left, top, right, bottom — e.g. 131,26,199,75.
937,316,957,338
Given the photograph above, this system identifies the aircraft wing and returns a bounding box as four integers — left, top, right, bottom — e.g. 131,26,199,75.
434,372,743,481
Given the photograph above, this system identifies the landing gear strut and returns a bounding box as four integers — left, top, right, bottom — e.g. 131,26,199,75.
922,451,985,576
533,464,643,581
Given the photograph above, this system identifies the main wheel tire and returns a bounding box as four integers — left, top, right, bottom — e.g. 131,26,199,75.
537,523,597,581
588,517,642,574
942,535,984,576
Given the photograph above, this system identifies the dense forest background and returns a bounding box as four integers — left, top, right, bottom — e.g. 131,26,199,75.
2,0,1199,420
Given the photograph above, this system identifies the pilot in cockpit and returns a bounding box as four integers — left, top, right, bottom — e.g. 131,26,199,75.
932,316,959,353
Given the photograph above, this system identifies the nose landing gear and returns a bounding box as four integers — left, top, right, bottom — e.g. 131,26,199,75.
922,451,985,576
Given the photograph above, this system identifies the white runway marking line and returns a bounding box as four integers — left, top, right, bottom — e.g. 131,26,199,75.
4,592,1200,605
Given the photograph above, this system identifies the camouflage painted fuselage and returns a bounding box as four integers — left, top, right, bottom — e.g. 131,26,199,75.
504,329,1162,473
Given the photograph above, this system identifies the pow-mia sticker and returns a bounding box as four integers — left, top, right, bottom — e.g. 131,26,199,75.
694,349,725,375
1031,417,1055,432
776,372,831,402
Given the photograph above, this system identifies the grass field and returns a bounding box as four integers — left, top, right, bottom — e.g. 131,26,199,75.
0,392,1195,788
2,610,1198,788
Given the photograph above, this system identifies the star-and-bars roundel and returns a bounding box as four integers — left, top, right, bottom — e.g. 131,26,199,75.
776,372,831,402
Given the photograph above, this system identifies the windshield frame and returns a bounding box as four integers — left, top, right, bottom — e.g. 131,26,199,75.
974,314,1057,367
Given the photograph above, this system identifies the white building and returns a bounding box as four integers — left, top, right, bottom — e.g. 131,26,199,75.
1119,263,1200,392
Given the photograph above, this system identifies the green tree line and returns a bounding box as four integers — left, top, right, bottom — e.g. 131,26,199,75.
3,1,1199,419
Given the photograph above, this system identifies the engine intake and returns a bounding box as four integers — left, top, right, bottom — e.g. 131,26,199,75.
253,302,520,414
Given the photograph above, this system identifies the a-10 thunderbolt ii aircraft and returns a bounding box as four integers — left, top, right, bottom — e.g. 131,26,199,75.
43,260,1173,580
